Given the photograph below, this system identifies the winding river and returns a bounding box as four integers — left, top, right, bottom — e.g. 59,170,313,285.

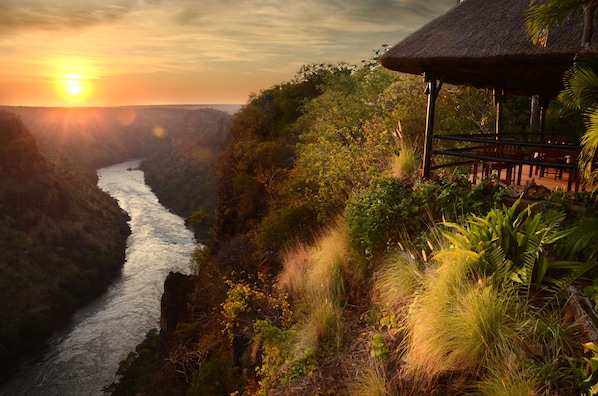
1,159,196,395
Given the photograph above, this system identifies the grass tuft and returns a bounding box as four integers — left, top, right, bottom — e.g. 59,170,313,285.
406,250,520,379
348,360,387,396
277,242,311,300
375,252,423,311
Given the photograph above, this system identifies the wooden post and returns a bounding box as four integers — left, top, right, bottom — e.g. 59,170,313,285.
423,73,439,178
530,95,540,131
494,88,505,138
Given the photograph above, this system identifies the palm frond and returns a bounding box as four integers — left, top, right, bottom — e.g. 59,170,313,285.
525,0,582,46
560,66,598,110
542,260,598,308
566,217,598,259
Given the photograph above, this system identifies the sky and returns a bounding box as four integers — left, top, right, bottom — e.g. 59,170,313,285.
0,0,456,107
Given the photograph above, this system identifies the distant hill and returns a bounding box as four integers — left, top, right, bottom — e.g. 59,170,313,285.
0,110,130,377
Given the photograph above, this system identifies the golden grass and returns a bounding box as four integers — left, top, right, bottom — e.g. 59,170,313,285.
296,299,344,352
277,242,311,300
348,360,388,396
278,225,356,352
390,141,417,179
375,252,423,311
477,351,541,396
406,252,520,378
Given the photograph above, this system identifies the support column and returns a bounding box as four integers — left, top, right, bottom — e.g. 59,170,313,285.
530,95,540,132
494,88,505,138
422,73,439,179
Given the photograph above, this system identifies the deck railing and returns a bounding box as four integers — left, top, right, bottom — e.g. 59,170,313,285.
428,133,584,191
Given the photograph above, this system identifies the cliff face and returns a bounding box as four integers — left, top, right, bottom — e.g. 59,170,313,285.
140,108,233,240
158,272,196,396
0,110,130,379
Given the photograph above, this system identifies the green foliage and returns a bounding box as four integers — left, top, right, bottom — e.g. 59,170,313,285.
525,0,582,46
345,177,413,255
345,175,503,257
577,342,598,395
221,277,292,346
253,319,316,391
370,333,388,362
439,199,576,296
186,344,243,396
103,329,160,396
222,280,269,340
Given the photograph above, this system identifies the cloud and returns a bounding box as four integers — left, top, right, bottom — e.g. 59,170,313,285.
0,0,457,104
0,0,132,33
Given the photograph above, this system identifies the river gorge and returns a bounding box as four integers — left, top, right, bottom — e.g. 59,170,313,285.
1,159,196,395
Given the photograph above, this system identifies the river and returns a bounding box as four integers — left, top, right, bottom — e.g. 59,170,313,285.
1,159,197,395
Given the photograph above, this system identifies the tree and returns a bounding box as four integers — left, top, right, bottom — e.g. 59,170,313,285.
526,0,598,188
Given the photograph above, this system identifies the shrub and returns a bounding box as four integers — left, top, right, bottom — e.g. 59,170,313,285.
345,176,503,259
253,319,316,391
345,177,414,256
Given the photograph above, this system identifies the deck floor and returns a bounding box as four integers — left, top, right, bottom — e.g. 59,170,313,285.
473,164,585,193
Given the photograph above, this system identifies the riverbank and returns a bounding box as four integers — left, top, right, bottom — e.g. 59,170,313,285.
1,160,196,395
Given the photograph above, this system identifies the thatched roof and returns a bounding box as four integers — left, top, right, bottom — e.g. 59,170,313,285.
380,0,596,96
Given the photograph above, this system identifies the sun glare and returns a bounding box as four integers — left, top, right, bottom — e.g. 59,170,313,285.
57,75,93,104
66,80,82,95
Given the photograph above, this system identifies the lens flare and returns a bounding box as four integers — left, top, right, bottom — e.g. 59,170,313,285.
153,126,167,138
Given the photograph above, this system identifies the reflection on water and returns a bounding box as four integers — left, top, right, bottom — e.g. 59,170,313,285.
1,159,196,395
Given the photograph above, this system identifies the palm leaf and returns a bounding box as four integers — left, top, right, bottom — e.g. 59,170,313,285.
567,217,598,259
526,0,582,46
542,260,598,308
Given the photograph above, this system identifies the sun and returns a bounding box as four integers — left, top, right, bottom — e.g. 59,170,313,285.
66,79,82,96
57,75,93,104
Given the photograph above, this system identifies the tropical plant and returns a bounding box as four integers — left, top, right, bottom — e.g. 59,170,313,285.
438,199,577,299
526,0,598,189
577,342,598,395
526,0,597,48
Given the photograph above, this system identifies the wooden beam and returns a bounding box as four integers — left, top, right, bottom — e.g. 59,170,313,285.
423,73,439,178
494,88,505,138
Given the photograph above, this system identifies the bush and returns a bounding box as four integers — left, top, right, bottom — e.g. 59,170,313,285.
345,175,505,258
345,177,414,257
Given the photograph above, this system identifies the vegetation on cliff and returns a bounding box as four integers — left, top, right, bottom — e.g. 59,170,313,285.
109,54,590,395
139,108,233,240
7,106,234,241
0,110,130,378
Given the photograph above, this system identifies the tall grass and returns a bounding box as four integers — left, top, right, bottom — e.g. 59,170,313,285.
277,224,362,353
349,360,388,396
375,252,423,311
278,242,311,300
401,200,583,393
407,264,520,377
390,131,417,179
477,354,541,396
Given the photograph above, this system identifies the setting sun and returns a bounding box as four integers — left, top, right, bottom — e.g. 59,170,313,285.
56,75,93,104
66,79,82,95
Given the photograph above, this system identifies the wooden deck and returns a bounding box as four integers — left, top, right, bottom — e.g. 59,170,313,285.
473,163,585,193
